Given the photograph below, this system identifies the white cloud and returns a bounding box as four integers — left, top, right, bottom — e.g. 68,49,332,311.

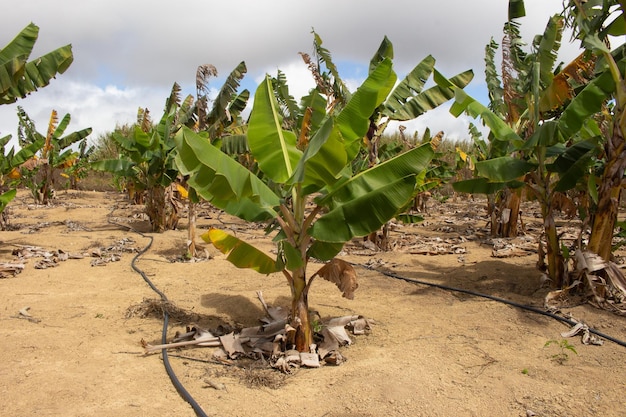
0,0,593,145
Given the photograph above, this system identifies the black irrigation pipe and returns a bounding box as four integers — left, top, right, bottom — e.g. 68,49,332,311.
357,263,626,349
108,208,208,417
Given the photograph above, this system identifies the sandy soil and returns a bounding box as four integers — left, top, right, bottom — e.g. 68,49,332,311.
1,189,625,417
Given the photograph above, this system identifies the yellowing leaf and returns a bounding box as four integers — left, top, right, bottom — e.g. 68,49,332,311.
203,228,280,274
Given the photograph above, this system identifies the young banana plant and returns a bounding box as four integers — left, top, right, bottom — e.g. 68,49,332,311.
175,56,435,353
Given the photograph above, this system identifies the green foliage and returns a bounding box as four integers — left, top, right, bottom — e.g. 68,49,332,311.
91,85,187,231
0,22,74,220
15,107,92,204
544,339,578,364
176,36,442,351
0,23,73,105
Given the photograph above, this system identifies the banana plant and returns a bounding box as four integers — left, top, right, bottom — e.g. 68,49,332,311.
0,22,74,223
563,0,626,262
0,134,43,228
91,84,193,232
446,4,604,288
176,56,435,353
16,107,92,204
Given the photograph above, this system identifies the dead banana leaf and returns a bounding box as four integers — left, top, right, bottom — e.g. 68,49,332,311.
314,259,358,299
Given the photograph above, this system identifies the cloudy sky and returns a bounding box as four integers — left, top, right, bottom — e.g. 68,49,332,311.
1,0,581,147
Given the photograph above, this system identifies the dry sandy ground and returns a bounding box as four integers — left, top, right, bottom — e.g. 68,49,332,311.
1,189,625,417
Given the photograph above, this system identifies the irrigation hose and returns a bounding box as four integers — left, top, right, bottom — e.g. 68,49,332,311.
109,196,625,415
357,263,626,349
108,207,208,417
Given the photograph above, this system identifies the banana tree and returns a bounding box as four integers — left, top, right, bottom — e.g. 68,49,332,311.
16,107,92,204
563,0,626,261
91,85,193,232
447,7,603,288
0,22,74,220
176,56,434,353
0,134,43,228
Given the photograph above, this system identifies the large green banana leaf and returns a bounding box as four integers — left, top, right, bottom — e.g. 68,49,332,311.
316,143,434,209
558,70,616,138
291,58,397,189
475,156,536,182
547,139,598,192
385,56,474,121
337,58,396,162
0,23,73,105
90,158,136,177
57,128,93,151
175,126,279,222
452,178,509,195
309,175,418,243
203,228,280,274
1,137,45,173
536,15,563,86
247,76,302,184
449,89,523,147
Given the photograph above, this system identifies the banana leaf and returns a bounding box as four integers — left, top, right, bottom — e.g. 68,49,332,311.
207,61,247,125
449,88,523,146
385,56,474,121
310,175,417,243
475,156,536,182
337,58,396,161
203,228,280,274
175,126,279,222
0,23,73,104
247,75,302,184
452,178,508,195
558,70,616,138
90,158,136,177
316,143,434,209
307,240,344,262
0,189,17,212
291,58,397,189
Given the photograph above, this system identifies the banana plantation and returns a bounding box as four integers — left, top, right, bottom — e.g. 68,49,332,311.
1,1,626,416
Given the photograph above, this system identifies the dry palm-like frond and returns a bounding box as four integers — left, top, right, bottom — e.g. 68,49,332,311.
196,64,218,130
164,82,182,118
311,31,349,105
430,131,444,150
137,108,152,133
272,69,300,134
299,52,330,97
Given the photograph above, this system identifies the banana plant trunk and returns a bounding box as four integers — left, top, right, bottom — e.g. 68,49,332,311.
289,267,313,352
543,206,566,288
588,125,626,261
146,184,167,233
497,188,521,237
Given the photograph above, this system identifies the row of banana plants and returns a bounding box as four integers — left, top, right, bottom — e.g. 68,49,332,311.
0,23,92,228
447,0,626,304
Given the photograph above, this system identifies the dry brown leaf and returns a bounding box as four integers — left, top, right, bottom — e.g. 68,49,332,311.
314,259,358,299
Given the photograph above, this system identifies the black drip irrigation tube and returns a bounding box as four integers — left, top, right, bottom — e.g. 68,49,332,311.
109,209,208,417
357,263,626,349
